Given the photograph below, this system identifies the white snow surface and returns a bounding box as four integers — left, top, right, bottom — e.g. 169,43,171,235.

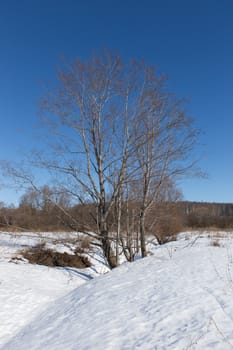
1,231,233,349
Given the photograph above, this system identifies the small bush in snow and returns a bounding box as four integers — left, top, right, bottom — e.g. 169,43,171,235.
210,240,221,247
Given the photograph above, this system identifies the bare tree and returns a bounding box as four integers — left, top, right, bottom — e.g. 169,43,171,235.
1,51,199,268
130,69,198,257
37,52,138,268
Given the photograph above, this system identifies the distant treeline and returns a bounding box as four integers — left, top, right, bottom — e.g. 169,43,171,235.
1,198,233,232
178,201,233,229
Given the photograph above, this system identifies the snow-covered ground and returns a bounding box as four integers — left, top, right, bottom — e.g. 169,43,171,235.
1,231,233,349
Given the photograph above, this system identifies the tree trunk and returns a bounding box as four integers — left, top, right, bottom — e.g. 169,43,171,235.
139,212,147,258
100,212,117,268
101,230,118,269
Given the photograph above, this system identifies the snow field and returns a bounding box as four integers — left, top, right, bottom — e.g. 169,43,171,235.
1,231,233,349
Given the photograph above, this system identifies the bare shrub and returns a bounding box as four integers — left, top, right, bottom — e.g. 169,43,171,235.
210,240,221,247
21,243,91,268
154,215,183,244
148,202,184,245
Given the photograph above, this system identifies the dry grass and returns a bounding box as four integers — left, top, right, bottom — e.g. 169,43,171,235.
186,227,233,233
21,243,92,269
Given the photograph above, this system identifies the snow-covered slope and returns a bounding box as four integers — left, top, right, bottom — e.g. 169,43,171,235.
1,232,233,349
0,231,106,348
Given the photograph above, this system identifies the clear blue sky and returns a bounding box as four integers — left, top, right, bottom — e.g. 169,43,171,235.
0,0,232,204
